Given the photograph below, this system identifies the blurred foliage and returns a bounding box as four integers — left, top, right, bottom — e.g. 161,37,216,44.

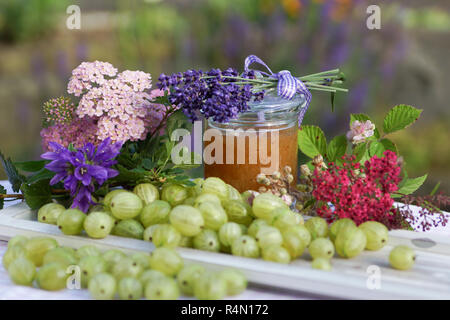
0,0,67,43
115,0,410,133
404,8,450,31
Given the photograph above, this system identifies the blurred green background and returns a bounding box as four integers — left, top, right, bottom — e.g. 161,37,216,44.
0,0,449,194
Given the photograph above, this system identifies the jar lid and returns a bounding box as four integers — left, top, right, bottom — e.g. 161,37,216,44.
208,92,306,128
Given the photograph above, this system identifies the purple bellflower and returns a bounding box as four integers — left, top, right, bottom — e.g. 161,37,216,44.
41,138,123,213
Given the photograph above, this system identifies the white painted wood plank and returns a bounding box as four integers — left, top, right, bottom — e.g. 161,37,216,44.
0,202,449,299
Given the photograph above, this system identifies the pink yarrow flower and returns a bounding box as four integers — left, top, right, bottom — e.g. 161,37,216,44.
66,61,166,144
346,120,375,144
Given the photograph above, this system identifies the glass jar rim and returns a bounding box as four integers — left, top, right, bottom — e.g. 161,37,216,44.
247,91,305,113
208,92,306,128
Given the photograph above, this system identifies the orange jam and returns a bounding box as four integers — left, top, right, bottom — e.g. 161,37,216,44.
203,93,305,192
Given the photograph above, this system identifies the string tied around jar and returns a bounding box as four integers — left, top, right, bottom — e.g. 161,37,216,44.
244,55,311,125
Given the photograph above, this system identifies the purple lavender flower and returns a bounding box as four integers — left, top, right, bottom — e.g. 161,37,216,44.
157,68,264,123
41,138,123,213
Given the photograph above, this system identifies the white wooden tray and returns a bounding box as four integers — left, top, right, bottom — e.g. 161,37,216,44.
0,202,449,299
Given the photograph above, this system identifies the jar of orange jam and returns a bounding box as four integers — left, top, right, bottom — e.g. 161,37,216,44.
204,93,306,192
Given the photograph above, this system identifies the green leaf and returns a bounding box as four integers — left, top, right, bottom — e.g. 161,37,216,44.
26,168,55,184
368,141,385,158
326,135,347,162
166,109,192,135
68,143,77,152
393,174,428,198
379,138,398,154
141,158,154,170
112,165,147,185
350,114,380,138
0,151,26,192
14,160,47,172
383,104,422,134
20,180,52,210
298,125,327,158
353,142,368,162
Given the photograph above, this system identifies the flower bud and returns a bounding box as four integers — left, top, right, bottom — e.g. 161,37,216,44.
312,155,324,167
256,173,266,184
283,166,292,175
286,174,294,183
271,171,281,180
295,202,304,212
300,164,312,177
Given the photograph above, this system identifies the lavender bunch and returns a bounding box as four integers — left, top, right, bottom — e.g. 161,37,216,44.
41,138,123,212
158,68,264,122
158,67,346,123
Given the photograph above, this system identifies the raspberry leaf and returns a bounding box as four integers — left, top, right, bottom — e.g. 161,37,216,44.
298,125,327,159
383,105,422,134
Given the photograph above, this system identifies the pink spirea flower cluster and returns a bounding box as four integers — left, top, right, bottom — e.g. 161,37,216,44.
41,117,98,151
311,150,402,227
66,61,165,143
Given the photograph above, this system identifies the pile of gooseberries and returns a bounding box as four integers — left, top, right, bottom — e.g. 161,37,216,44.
35,177,416,275
2,235,247,300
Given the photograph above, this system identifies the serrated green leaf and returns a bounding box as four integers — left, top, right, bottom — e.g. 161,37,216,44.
379,138,398,154
14,160,47,172
393,174,428,198
353,142,368,162
368,141,385,158
298,125,327,158
0,151,25,192
21,180,52,209
350,114,380,139
383,104,422,134
326,135,347,162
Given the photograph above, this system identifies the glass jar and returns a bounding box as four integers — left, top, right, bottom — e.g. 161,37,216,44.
203,93,306,192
